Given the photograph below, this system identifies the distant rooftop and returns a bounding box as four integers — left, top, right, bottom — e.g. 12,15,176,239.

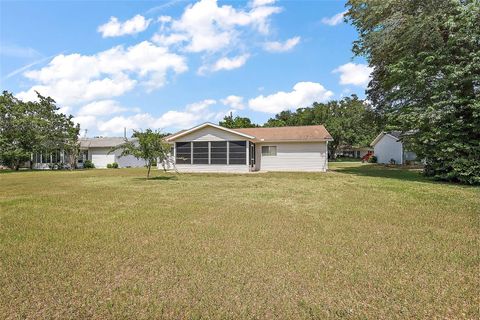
79,137,132,148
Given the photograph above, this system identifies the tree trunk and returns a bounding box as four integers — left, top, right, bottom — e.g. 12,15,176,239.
147,163,151,180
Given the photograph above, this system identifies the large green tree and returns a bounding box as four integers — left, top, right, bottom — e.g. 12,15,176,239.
346,0,480,184
219,114,257,128
0,91,79,170
264,95,382,158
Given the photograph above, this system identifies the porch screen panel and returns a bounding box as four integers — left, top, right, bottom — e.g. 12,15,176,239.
193,142,209,164
229,141,247,165
210,141,227,164
176,142,191,164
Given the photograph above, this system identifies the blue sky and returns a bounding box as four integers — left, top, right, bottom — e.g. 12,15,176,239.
0,0,371,136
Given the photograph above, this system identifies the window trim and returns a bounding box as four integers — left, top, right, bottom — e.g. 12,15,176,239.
261,145,277,157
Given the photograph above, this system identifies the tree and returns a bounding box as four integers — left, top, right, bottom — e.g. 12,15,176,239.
111,129,171,179
345,0,480,184
219,113,257,128
0,91,79,170
264,95,382,158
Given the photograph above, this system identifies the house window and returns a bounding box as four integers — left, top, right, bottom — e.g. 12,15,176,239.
193,142,208,164
78,150,88,163
210,141,227,164
176,142,191,164
229,141,246,165
262,146,277,156
41,152,50,164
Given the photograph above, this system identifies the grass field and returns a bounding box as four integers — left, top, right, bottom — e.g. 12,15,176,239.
1,163,479,319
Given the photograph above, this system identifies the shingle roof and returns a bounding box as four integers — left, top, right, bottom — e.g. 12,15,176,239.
234,125,333,142
79,137,132,148
388,131,402,139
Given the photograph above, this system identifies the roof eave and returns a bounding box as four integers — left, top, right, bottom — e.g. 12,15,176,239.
165,122,256,141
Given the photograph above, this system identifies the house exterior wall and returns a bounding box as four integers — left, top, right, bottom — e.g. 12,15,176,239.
404,151,417,162
373,135,403,164
173,164,250,173
88,148,145,168
255,142,328,172
166,126,251,173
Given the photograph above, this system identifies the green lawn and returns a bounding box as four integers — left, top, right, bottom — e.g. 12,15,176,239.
1,163,479,319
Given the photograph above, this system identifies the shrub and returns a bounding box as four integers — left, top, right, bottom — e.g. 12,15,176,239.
368,155,377,163
83,160,95,169
107,163,112,168
111,162,118,169
389,158,396,165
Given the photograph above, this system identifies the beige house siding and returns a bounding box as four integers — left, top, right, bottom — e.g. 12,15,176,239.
89,148,145,168
255,142,328,172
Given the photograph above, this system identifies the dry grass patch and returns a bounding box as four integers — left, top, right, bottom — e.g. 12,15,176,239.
0,164,479,319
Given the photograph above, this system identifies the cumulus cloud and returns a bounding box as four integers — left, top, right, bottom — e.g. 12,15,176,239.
152,0,281,53
248,82,334,113
198,54,250,74
333,62,372,87
16,41,187,105
98,15,152,37
321,11,346,26
221,95,244,109
78,100,128,116
263,36,300,52
76,99,222,135
251,0,276,7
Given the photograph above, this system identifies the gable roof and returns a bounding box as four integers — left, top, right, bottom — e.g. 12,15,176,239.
79,137,131,148
370,131,403,147
165,123,333,143
165,122,256,142
235,125,333,142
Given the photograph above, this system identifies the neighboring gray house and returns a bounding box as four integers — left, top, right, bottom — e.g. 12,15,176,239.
162,122,333,172
32,137,146,169
370,131,417,164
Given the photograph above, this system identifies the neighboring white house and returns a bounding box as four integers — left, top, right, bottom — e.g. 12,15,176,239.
370,131,417,164
32,137,146,169
78,137,146,168
162,122,333,172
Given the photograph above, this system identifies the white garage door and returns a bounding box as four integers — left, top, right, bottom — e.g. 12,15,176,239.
91,154,115,168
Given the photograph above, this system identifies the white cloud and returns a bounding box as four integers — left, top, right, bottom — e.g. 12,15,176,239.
78,100,128,116
16,41,187,105
333,62,372,87
98,15,152,37
198,54,250,74
221,95,244,109
213,54,250,71
151,33,188,46
94,99,220,134
74,115,98,131
321,11,346,26
251,0,276,7
152,0,281,53
248,82,334,113
263,36,300,52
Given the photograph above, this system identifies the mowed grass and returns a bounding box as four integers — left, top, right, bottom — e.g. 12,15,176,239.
0,163,478,319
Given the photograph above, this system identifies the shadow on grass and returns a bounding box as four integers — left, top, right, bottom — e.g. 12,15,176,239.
332,164,439,184
133,175,178,181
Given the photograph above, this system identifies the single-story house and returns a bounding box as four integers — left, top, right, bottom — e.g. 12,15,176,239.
32,137,146,169
336,146,373,159
370,131,417,164
78,137,146,168
162,122,333,172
